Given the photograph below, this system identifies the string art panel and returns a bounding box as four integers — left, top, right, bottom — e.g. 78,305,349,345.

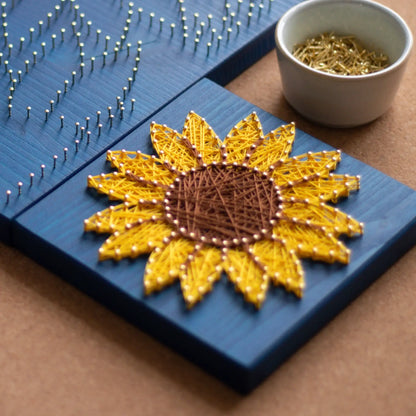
12,80,416,393
0,0,302,242
85,111,363,308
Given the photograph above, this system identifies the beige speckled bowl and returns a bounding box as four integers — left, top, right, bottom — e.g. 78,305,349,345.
275,0,413,127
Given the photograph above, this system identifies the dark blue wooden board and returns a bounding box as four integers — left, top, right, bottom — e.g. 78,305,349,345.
12,78,416,393
0,0,302,242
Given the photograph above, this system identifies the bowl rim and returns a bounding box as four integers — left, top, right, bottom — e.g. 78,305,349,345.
275,0,413,81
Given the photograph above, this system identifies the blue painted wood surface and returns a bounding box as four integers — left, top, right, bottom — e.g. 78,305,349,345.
0,0,302,242
12,78,416,392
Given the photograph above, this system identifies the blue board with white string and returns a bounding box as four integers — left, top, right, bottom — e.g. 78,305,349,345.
0,0,302,242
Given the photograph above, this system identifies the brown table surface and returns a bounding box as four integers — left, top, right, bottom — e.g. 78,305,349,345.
1,1,415,414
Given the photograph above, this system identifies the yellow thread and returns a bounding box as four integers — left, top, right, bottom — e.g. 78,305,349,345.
222,248,269,308
84,203,164,233
273,222,350,264
283,173,360,203
151,123,199,170
281,198,362,236
252,239,304,297
144,238,196,294
271,151,341,186
99,221,173,261
182,111,223,164
88,172,165,202
179,246,223,307
224,112,264,163
248,123,295,170
107,151,176,184
293,32,389,75
85,112,363,308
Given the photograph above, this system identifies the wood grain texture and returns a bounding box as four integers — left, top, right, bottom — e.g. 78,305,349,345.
0,0,301,242
12,78,416,392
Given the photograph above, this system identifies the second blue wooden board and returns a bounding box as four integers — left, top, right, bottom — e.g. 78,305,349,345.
0,0,302,242
12,79,416,393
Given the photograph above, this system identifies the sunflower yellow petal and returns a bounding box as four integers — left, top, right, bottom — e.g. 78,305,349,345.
87,172,165,202
106,149,145,168
150,122,199,171
98,221,174,261
248,122,295,170
272,150,342,187
282,173,360,203
224,112,264,164
273,222,351,264
107,150,176,185
222,248,268,308
84,203,164,234
179,246,223,307
144,238,196,294
182,111,222,164
280,199,363,236
251,239,304,297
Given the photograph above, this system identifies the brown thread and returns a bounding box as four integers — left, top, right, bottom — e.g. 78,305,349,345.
164,163,282,247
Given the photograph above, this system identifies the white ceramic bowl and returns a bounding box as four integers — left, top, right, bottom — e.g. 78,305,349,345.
275,0,413,127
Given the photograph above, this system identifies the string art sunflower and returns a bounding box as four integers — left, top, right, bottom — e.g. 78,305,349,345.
84,111,363,308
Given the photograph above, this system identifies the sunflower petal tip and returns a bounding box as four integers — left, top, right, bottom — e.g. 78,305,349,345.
255,293,266,309
143,279,155,295
83,219,92,231
295,288,304,298
185,294,199,308
98,247,107,261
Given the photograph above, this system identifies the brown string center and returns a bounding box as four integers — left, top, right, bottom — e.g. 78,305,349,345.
164,164,282,248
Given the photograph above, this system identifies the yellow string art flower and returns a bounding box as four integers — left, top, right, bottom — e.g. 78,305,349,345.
84,111,364,308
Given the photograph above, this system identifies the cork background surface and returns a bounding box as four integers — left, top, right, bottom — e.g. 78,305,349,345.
0,0,415,414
